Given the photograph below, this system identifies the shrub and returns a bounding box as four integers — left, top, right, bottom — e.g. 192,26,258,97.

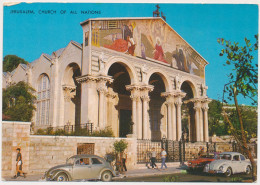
163,175,179,182
113,139,128,153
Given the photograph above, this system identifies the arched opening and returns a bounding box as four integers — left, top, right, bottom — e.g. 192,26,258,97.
148,73,166,140
181,81,195,142
108,63,131,138
63,63,81,127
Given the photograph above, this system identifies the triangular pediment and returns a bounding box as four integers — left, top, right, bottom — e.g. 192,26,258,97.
88,17,208,78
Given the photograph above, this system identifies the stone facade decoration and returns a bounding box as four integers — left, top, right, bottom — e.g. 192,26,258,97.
3,17,210,142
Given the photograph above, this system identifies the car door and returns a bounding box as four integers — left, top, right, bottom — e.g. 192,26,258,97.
240,155,247,173
231,155,241,174
90,157,105,179
72,158,92,180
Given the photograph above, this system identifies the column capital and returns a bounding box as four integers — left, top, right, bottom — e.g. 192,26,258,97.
140,84,154,92
76,74,113,84
97,87,107,94
130,94,141,101
202,106,209,111
193,105,202,111
62,85,76,102
141,95,150,102
125,84,142,91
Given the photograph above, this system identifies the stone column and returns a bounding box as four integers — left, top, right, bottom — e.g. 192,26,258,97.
193,102,201,142
76,75,98,128
126,85,142,138
141,85,153,140
203,106,209,142
137,97,142,139
142,95,150,139
62,85,76,126
161,92,175,140
97,87,106,129
171,102,177,141
175,100,182,141
97,76,113,129
106,87,118,136
130,95,138,137
175,92,186,141
202,98,211,142
199,105,204,141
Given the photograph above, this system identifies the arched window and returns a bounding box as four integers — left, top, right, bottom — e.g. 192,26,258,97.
36,74,50,126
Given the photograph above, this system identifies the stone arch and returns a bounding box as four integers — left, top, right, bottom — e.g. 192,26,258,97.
179,79,198,98
144,69,172,92
180,80,197,142
104,57,138,84
62,63,81,127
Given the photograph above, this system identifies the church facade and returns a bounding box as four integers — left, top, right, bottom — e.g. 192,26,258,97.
3,17,210,142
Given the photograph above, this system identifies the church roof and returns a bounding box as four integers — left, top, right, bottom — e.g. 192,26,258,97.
71,40,82,49
53,48,65,58
80,17,162,25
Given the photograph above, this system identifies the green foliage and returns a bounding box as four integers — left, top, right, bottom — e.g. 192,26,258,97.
208,100,226,136
217,35,258,105
224,106,257,141
231,177,242,182
3,55,29,72
91,127,114,137
163,175,179,182
2,81,36,121
34,126,114,137
113,139,128,153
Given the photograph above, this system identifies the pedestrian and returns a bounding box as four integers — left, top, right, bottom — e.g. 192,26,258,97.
151,147,158,169
160,148,167,170
13,148,26,178
121,151,127,172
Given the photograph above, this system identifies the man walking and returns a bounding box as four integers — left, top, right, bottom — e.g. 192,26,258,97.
13,148,26,178
160,148,167,170
151,147,158,169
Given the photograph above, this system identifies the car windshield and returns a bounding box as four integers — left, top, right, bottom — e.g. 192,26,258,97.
66,157,74,164
218,154,232,160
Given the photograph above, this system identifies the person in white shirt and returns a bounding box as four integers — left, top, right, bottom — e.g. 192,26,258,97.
151,147,158,169
160,148,167,169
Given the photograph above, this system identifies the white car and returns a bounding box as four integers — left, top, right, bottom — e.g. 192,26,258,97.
203,152,251,177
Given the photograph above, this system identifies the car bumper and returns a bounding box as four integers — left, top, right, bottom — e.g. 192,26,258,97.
207,170,224,174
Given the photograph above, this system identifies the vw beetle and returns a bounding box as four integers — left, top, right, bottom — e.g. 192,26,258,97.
43,154,116,181
203,152,251,177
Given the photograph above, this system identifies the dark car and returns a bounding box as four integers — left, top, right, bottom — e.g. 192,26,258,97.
187,153,217,172
43,154,116,182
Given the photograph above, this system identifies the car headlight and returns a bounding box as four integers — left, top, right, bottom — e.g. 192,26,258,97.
219,166,223,171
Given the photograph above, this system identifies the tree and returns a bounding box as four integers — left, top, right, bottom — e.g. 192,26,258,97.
3,55,28,72
217,34,258,181
2,81,36,121
224,106,257,140
208,100,226,136
113,140,128,173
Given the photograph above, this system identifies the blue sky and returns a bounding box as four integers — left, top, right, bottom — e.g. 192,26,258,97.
3,3,258,105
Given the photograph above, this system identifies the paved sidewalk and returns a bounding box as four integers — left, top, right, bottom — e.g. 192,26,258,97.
2,163,186,181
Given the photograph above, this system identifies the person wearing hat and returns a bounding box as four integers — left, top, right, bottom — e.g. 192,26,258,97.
13,148,26,178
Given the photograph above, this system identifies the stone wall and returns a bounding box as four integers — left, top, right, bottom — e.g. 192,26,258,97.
2,121,137,177
2,121,31,177
29,135,137,174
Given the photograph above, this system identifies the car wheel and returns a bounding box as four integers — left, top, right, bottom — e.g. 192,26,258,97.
55,173,68,181
225,167,232,177
101,171,112,182
246,165,251,175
